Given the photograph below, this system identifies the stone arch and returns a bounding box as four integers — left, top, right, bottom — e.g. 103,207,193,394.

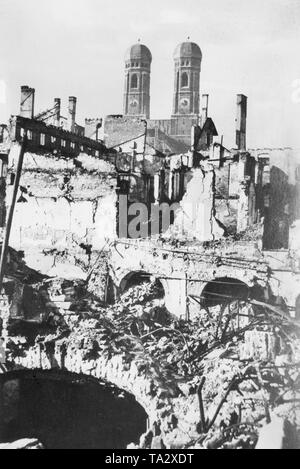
113,269,175,314
119,270,165,298
200,277,250,308
9,341,183,444
0,368,148,449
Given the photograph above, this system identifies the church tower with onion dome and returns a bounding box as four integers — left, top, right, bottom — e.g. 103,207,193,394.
172,40,202,117
123,41,152,119
107,39,209,149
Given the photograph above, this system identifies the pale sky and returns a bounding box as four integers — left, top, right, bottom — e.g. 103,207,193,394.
0,0,300,148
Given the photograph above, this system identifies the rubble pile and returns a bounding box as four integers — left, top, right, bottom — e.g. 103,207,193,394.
0,438,44,450
4,277,300,449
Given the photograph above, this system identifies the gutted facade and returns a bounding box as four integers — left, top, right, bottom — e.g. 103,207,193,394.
0,39,299,450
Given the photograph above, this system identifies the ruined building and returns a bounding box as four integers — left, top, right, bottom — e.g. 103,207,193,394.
0,39,299,317
105,40,205,150
0,41,299,450
121,41,202,146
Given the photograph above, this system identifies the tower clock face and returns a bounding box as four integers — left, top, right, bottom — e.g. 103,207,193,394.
129,99,138,109
179,98,189,111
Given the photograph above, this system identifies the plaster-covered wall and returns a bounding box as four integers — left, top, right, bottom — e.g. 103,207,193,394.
8,146,118,277
167,163,224,242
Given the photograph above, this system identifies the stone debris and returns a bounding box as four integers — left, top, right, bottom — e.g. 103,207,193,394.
255,416,299,449
2,274,300,449
239,329,278,361
0,40,299,451
0,438,43,450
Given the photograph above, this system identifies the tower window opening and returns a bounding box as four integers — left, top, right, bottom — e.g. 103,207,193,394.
131,74,138,89
181,72,189,88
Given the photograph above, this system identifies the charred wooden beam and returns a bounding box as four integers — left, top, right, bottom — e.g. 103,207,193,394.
8,115,117,159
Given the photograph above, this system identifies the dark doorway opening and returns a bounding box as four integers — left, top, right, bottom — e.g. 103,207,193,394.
201,277,249,308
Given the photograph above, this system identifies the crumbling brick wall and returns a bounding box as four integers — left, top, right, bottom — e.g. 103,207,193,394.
7,150,117,277
0,294,10,342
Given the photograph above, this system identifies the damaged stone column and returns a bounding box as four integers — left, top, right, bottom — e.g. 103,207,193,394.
169,162,224,241
0,293,10,343
237,153,256,233
236,94,253,233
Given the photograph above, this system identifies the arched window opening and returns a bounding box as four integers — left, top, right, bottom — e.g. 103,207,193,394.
118,272,167,326
198,278,251,338
131,74,138,89
120,271,164,298
201,277,249,308
181,72,188,88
